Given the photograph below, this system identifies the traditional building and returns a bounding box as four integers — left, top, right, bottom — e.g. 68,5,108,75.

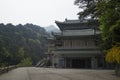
47,19,114,69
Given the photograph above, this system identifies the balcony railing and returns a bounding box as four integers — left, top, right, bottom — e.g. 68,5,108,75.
54,47,100,51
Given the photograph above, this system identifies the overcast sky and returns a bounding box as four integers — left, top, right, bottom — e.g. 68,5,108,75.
0,0,80,27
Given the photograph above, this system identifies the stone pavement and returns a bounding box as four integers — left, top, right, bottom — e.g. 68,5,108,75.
0,67,119,80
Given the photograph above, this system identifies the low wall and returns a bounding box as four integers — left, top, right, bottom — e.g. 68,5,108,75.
0,65,18,74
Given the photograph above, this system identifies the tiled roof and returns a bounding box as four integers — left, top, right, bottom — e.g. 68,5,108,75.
55,19,98,31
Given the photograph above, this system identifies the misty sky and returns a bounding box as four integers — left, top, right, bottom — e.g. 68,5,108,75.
0,0,81,27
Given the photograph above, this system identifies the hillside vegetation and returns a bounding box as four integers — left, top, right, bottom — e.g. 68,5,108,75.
0,23,48,66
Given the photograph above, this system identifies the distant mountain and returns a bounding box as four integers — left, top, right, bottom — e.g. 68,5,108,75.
44,25,60,33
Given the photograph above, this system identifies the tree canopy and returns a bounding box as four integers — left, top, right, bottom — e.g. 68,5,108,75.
75,0,120,64
0,23,48,66
74,0,100,19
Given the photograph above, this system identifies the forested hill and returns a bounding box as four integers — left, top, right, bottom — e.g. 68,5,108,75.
0,23,48,66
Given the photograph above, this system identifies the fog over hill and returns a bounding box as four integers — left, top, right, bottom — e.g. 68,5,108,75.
44,25,60,33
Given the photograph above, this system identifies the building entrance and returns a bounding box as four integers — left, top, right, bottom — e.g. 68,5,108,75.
71,58,91,68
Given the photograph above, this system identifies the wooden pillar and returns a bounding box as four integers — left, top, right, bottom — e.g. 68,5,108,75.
70,58,72,68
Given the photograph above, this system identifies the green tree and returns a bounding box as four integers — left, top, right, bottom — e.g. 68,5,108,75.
75,0,120,75
17,47,25,60
74,0,99,19
18,57,32,66
97,0,120,75
0,47,10,67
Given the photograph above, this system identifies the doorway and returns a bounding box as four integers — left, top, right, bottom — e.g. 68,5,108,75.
72,58,91,68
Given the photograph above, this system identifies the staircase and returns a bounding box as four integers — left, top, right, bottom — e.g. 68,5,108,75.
35,58,47,67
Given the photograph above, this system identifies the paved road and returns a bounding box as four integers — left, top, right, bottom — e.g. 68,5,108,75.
0,67,119,80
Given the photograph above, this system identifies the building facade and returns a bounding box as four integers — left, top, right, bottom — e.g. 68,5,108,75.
47,19,114,69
